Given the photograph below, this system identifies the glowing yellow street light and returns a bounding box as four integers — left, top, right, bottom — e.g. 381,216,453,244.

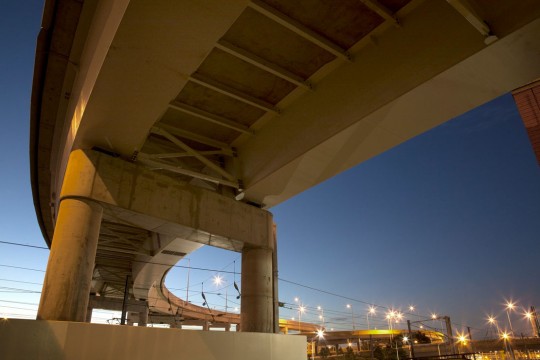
505,300,517,334
457,332,468,344
317,329,325,339
409,305,415,312
431,313,438,320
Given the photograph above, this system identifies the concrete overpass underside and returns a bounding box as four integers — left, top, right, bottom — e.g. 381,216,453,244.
29,0,540,342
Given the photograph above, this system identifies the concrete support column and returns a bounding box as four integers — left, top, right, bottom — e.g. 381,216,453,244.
37,198,103,322
240,246,273,333
85,306,93,323
139,306,148,327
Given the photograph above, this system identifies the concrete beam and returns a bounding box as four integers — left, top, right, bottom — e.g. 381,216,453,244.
59,149,273,252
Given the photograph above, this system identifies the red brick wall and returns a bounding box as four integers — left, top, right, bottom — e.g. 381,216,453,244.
513,81,540,165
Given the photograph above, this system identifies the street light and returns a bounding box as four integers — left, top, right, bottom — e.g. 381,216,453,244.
487,315,501,339
294,297,305,333
367,306,376,330
299,305,306,333
505,301,516,334
456,332,468,355
500,331,516,360
347,304,355,330
317,306,325,328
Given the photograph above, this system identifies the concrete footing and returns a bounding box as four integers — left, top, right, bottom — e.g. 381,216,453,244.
0,319,305,360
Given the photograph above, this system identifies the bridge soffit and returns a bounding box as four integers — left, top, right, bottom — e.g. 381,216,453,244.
74,0,540,209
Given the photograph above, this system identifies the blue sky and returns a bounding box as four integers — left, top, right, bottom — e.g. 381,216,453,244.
1,2,539,337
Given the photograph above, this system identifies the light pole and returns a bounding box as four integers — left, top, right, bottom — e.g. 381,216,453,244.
367,306,376,330
505,301,516,335
386,310,399,360
318,306,325,329
347,304,355,330
456,332,468,354
487,316,501,338
295,297,305,333
501,332,516,360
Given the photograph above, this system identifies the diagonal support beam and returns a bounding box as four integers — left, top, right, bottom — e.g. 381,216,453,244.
156,123,232,150
446,0,495,42
189,74,280,114
151,126,237,182
359,0,400,27
137,153,240,189
216,40,312,90
146,150,234,159
248,0,351,61
168,101,254,135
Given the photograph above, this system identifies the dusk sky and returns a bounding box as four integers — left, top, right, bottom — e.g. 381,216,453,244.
1,2,539,338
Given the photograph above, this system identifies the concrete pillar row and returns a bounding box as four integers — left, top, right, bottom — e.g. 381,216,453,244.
37,198,103,322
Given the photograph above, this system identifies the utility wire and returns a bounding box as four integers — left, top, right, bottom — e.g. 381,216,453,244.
2,241,485,330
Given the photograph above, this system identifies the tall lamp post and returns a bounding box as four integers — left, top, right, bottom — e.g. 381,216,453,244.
501,332,516,360
487,316,501,338
367,306,376,330
317,306,325,329
295,297,305,333
347,304,356,330
505,301,516,335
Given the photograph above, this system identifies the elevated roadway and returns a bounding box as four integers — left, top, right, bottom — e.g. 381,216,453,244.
31,0,540,333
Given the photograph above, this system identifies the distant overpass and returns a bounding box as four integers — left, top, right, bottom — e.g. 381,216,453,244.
30,0,540,338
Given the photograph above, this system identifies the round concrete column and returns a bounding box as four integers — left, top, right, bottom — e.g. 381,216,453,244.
37,199,103,322
139,306,148,327
240,246,273,332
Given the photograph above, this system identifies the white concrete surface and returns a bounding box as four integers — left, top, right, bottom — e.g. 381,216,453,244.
0,319,306,360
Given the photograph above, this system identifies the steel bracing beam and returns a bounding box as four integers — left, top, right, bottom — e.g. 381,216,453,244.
145,150,234,159
151,126,236,182
189,74,280,114
137,153,240,189
248,0,351,61
359,0,400,26
446,0,494,40
216,40,312,90
168,101,254,135
155,123,232,150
